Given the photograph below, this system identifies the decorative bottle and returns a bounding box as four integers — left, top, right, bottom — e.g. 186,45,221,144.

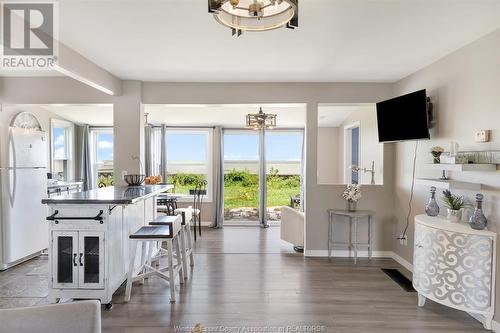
425,186,440,217
469,194,487,230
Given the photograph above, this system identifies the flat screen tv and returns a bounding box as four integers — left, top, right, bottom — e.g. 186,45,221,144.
376,89,430,142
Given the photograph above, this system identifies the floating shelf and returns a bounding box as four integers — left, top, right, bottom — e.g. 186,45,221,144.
416,178,482,191
427,163,497,172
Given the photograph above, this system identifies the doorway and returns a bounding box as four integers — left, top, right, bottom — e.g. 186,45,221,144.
223,129,303,226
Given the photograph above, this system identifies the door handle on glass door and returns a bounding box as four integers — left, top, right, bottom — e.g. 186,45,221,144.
73,253,78,266
79,253,84,266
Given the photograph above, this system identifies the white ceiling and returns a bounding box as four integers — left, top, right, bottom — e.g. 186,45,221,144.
41,104,113,126
145,104,307,127
54,0,500,82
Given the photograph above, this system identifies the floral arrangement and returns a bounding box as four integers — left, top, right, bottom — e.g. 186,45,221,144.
442,190,465,210
430,146,445,163
342,184,362,202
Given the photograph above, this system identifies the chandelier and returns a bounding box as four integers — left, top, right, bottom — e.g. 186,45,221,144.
246,107,277,130
208,0,298,36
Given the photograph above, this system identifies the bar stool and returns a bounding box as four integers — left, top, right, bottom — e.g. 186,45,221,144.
157,195,178,215
150,210,194,279
124,225,183,303
174,180,207,241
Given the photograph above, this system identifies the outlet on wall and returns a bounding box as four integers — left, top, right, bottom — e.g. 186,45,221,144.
475,130,490,143
398,235,408,246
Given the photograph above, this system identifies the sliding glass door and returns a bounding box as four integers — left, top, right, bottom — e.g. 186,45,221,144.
223,130,260,223
265,131,303,222
223,129,303,225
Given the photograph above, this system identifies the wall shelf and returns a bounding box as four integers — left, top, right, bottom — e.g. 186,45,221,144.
416,178,482,191
427,163,496,172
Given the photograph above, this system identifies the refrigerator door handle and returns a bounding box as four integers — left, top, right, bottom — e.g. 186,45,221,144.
8,131,16,205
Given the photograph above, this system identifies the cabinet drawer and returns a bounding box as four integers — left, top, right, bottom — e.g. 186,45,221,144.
414,223,493,311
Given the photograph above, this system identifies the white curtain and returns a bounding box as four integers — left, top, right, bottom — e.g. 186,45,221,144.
211,126,224,228
144,124,153,176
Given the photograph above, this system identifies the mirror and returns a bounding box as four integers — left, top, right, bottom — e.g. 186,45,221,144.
317,104,383,185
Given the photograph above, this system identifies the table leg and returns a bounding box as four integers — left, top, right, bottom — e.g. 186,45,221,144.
368,215,373,260
353,217,358,264
328,214,332,258
348,219,352,258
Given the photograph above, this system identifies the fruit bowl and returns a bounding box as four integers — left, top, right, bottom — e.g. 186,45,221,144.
124,174,145,186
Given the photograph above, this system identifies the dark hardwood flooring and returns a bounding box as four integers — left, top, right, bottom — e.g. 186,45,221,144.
0,226,486,332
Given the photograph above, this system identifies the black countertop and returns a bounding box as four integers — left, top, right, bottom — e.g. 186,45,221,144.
42,185,174,205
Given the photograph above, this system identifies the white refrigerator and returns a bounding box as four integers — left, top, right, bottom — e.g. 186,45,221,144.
0,127,48,270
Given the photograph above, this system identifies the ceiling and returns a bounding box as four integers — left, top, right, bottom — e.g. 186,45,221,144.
53,0,500,82
41,104,113,126
146,104,307,127
318,104,373,127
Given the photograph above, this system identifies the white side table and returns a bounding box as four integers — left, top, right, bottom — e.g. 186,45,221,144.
327,210,375,263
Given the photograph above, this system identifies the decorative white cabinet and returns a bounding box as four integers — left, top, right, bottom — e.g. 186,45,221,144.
52,231,104,289
413,215,496,329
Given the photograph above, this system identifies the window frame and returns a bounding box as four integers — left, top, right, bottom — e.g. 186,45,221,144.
90,127,114,188
163,127,213,203
50,118,74,181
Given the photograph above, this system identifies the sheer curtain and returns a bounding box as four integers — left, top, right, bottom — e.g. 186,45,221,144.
211,126,224,228
144,124,153,176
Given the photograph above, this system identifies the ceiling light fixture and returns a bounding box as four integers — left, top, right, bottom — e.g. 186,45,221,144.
246,107,277,130
208,0,298,37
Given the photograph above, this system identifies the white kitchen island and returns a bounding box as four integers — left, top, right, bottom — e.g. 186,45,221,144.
41,185,173,308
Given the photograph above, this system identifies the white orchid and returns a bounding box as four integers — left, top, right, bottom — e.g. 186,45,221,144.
342,184,362,202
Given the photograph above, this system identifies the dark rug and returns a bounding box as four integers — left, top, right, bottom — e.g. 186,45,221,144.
381,268,416,292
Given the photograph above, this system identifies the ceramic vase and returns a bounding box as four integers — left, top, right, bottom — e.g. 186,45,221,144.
446,209,462,222
347,200,357,212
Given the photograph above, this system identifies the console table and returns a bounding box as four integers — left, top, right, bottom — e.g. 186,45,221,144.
413,215,496,329
327,210,374,263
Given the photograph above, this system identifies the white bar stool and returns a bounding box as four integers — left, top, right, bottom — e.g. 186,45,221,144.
150,210,194,279
124,225,183,303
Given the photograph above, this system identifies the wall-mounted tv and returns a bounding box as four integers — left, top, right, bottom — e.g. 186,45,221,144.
376,89,430,143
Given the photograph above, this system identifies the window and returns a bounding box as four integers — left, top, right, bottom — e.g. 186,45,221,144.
90,128,114,188
152,128,212,200
51,119,74,181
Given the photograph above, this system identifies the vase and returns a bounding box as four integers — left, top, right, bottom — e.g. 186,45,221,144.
469,194,487,230
446,209,462,222
432,154,441,164
425,186,440,217
347,200,357,212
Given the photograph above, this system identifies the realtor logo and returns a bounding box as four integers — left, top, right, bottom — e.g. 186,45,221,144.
1,1,58,70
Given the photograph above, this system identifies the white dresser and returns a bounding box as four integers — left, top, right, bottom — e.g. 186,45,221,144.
413,215,496,330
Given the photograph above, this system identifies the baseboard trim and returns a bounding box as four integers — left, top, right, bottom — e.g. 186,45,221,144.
304,250,393,258
391,252,413,272
492,319,500,332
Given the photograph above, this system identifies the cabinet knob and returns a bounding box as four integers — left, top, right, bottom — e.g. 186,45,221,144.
416,244,423,248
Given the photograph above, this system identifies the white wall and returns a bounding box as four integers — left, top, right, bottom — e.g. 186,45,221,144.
392,28,500,319
317,127,340,184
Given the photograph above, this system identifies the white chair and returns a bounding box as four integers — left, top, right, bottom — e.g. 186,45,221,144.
0,300,101,333
280,206,305,252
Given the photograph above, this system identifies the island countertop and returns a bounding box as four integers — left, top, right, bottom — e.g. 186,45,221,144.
42,184,173,205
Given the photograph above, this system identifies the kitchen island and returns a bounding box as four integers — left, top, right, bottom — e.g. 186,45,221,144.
42,184,173,307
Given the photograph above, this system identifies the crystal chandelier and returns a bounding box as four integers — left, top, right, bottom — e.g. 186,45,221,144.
246,107,277,130
208,0,298,36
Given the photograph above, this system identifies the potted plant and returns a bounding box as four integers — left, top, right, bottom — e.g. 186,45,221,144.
430,146,445,163
342,184,362,212
442,190,465,222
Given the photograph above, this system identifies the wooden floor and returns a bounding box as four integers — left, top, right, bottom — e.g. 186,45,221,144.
0,226,486,332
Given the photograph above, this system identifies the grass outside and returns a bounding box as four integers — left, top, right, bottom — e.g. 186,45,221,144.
167,171,301,210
